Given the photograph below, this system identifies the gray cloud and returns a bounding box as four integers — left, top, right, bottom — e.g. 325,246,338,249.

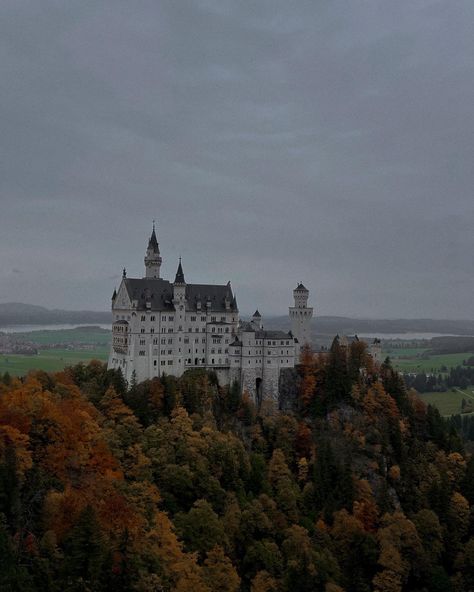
1,0,474,318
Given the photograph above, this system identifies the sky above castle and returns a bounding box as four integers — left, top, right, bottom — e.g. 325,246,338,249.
1,1,474,318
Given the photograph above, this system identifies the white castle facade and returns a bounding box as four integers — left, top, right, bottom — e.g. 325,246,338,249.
108,226,313,404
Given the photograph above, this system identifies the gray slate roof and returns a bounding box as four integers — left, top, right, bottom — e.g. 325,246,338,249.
295,283,308,291
122,278,236,312
256,330,293,340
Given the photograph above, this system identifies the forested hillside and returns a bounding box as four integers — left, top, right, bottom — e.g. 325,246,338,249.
0,342,473,591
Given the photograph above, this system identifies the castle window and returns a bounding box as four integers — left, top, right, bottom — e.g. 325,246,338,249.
141,315,146,321
150,328,154,333
195,338,199,343
141,328,145,333
225,327,229,333
211,316,216,322
218,349,222,354
140,339,145,346
139,350,146,356
201,316,206,322
190,316,196,321
161,338,166,344
154,360,157,366
184,338,189,344
212,328,215,333
168,349,172,354
202,328,206,332
161,350,165,355
202,338,206,343
151,316,155,321
161,361,166,366
167,360,173,365
220,316,225,322
162,316,166,321
168,328,173,333
168,338,173,344
169,316,174,321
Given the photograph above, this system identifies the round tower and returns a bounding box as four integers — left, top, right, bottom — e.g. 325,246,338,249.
144,222,162,279
289,283,313,356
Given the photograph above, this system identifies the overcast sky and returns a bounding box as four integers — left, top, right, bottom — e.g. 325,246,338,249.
1,1,474,318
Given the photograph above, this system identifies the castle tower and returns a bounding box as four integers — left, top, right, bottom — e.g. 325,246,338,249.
289,283,313,357
144,222,162,279
251,310,263,329
173,258,186,303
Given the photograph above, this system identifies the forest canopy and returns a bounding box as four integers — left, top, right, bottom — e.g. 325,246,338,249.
0,343,473,592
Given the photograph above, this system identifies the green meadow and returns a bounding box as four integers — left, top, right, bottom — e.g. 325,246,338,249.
418,387,474,416
0,326,111,376
382,344,470,374
0,347,109,377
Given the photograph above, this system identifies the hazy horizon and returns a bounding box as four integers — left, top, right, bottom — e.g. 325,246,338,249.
2,2,473,317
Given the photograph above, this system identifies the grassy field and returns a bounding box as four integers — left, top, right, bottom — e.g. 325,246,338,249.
382,345,470,374
0,347,109,377
418,387,474,416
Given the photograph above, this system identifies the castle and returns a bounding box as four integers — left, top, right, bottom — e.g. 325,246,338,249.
107,226,313,404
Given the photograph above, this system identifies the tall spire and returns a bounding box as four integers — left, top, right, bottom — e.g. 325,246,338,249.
144,222,162,279
174,257,185,284
148,221,160,254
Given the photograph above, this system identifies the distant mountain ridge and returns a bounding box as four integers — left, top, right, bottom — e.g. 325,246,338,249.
0,302,111,326
2,303,474,335
263,315,474,336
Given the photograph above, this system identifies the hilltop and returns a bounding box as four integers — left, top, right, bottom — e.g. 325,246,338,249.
0,302,111,326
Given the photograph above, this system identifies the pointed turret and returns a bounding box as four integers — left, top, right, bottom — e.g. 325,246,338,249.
144,221,162,279
252,309,262,329
174,257,185,284
148,227,159,253
112,288,117,301
173,257,186,305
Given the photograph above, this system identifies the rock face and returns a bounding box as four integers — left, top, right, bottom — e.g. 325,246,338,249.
278,368,300,412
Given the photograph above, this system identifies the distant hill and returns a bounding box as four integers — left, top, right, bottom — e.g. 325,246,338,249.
0,302,111,326
2,302,474,336
263,315,474,337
